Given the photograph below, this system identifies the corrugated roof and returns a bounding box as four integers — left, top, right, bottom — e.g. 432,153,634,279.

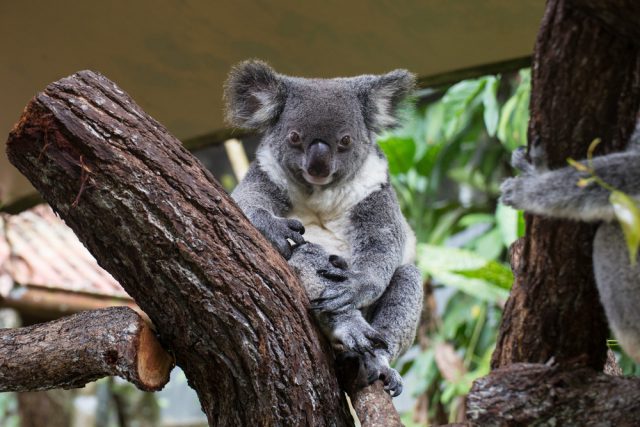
0,204,130,299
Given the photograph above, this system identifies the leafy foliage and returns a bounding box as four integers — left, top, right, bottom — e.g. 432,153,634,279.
378,71,530,425
386,68,640,425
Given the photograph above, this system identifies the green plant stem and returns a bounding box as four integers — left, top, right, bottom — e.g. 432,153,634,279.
464,303,486,369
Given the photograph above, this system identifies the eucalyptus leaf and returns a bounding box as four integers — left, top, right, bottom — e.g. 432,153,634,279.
482,76,500,137
610,191,640,265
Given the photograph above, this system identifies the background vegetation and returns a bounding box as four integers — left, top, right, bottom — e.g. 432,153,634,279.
380,69,639,426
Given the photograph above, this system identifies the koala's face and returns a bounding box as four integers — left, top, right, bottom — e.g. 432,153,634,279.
224,61,415,187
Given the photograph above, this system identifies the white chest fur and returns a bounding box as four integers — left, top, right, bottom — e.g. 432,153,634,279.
287,153,388,258
258,147,389,258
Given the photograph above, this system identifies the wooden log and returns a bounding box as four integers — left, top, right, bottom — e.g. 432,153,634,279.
467,362,640,426
5,69,400,426
0,307,171,392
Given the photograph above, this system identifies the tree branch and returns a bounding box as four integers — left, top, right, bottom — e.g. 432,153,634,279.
467,362,640,425
4,69,399,425
0,307,172,392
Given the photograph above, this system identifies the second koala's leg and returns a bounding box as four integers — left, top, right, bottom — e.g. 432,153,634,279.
594,223,640,362
360,264,423,396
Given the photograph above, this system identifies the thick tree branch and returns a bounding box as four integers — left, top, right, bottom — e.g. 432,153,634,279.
0,307,172,392
4,70,399,425
467,362,640,425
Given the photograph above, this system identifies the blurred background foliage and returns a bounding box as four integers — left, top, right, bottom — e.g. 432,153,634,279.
380,68,639,426
378,68,530,426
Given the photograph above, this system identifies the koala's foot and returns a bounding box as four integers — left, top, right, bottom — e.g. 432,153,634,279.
362,351,403,397
329,312,388,355
499,176,526,209
338,351,403,397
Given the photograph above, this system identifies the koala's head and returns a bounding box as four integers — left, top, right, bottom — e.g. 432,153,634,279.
224,60,415,187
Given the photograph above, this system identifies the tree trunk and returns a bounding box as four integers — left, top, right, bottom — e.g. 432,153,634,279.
492,0,640,371
468,0,640,424
5,70,362,426
0,307,172,392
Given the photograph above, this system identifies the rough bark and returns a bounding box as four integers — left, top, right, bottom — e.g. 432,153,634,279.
569,0,640,44
3,70,395,426
491,0,640,370
467,362,640,426
0,307,172,392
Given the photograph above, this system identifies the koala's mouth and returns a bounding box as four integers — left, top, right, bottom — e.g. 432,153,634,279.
302,171,334,186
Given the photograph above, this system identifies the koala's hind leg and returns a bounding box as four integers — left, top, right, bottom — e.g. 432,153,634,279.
594,223,640,362
368,264,423,361
360,264,423,396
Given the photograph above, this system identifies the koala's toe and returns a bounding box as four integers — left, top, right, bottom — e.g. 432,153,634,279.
378,367,403,397
329,254,348,270
276,239,293,260
286,218,305,234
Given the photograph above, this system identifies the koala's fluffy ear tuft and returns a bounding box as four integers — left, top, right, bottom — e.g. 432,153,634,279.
357,70,416,133
223,60,287,130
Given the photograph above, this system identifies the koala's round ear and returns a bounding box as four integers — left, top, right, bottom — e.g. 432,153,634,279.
356,69,416,133
223,60,287,130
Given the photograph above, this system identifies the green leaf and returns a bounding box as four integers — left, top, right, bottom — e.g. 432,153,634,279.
473,228,504,261
610,191,640,265
456,261,514,290
495,203,521,247
459,213,495,227
377,136,416,175
417,244,512,302
441,79,486,141
482,76,500,137
497,69,530,151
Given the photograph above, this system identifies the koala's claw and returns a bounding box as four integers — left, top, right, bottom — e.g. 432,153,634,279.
360,353,403,397
332,321,388,356
329,254,349,270
264,216,305,260
511,147,533,174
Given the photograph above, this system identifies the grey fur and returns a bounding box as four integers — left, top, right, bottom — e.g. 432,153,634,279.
226,60,423,396
500,141,640,361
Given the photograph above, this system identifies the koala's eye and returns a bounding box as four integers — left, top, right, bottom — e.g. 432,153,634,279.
289,131,301,145
339,135,352,147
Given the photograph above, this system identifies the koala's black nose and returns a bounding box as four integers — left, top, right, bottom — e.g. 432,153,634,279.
306,140,332,178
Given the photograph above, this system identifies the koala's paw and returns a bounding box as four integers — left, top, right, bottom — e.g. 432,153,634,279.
331,316,388,355
361,353,403,397
310,277,360,313
311,263,366,313
256,214,305,260
499,176,527,210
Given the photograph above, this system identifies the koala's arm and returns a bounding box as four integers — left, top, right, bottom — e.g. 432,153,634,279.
232,163,305,258
500,146,640,222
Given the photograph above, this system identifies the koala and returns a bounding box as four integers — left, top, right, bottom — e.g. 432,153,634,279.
500,136,640,362
224,60,424,396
